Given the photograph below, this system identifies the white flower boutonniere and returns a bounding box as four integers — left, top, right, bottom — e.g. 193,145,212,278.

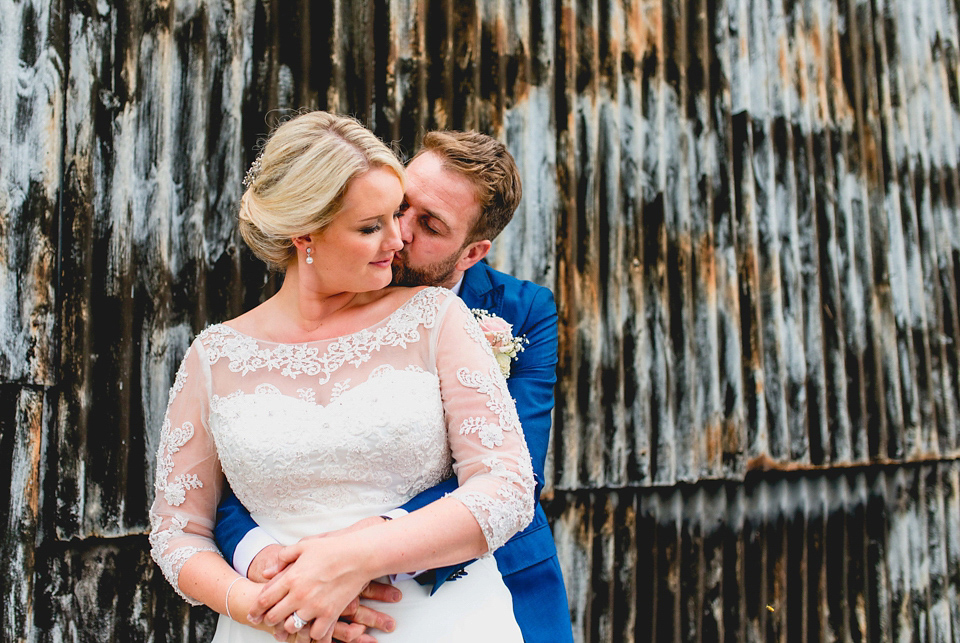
471,309,528,378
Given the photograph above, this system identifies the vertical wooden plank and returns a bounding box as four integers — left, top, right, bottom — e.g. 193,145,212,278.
830,0,873,464
874,0,929,459
944,465,960,637
56,0,115,540
765,480,789,642
788,0,831,466
784,476,810,641
642,0,679,486
710,0,748,480
553,493,595,643
805,474,830,639
865,0,910,461
619,0,654,485
495,0,558,287
771,0,814,465
612,493,638,642
553,0,582,491
927,0,960,456
655,490,683,642
750,0,794,464
843,0,895,463
898,0,951,460
688,0,725,480
741,479,767,642
594,0,631,486
566,0,608,488
593,493,618,642
846,472,870,639
0,0,62,387
808,0,856,464
634,487,656,641
726,0,769,465
678,488,701,642
699,484,726,641
865,468,893,641
926,465,954,641
660,0,698,484
886,466,923,639
1,388,45,643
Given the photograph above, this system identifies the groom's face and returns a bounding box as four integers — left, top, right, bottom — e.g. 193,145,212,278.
391,151,482,290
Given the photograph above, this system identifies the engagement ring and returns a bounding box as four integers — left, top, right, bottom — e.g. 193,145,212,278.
291,611,307,630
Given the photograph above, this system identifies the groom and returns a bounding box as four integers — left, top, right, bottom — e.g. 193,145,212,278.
215,130,573,643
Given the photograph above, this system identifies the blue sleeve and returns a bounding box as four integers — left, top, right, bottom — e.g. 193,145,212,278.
214,486,259,562
502,286,558,505
401,284,558,511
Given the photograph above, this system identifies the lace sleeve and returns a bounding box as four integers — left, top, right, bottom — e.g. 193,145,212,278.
148,339,224,604
434,295,536,552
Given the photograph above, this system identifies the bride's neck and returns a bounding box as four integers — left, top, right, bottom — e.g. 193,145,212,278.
273,265,359,334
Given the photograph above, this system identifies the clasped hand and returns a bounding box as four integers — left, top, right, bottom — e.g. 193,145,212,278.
248,518,400,643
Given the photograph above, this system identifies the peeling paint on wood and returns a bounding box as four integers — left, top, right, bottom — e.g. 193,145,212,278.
2,0,960,640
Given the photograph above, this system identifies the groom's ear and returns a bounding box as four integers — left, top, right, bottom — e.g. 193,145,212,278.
455,239,492,272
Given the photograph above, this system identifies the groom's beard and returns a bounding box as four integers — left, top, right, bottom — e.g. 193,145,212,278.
391,250,460,288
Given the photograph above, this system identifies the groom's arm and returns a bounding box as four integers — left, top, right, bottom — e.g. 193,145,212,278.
215,489,280,576
401,284,558,513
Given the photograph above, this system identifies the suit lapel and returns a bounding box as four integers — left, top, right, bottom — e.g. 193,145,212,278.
459,263,505,316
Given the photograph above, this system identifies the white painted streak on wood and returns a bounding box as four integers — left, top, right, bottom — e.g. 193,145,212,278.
4,389,44,643
0,0,61,385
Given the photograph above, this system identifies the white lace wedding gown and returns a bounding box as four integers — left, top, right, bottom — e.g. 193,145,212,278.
149,288,533,642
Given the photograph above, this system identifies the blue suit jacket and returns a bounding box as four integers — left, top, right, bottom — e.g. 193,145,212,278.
214,261,573,642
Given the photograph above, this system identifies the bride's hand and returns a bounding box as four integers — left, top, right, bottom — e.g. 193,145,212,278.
261,516,388,582
247,536,390,642
294,516,388,546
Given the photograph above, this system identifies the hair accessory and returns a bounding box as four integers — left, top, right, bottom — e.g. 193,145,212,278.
242,152,264,188
224,576,243,620
305,247,314,265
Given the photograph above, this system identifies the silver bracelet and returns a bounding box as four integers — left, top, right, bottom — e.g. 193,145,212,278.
225,576,243,620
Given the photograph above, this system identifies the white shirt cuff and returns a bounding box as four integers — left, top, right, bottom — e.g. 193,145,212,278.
233,527,281,577
381,508,409,521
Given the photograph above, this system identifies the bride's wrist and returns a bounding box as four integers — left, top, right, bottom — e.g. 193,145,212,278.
344,522,402,580
226,578,263,626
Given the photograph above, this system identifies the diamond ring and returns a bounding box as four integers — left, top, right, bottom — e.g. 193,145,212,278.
291,611,307,630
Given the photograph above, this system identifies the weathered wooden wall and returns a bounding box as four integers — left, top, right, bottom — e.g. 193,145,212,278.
2,0,960,640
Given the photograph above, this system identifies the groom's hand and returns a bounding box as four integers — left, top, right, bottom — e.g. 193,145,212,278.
250,544,284,583
328,584,401,642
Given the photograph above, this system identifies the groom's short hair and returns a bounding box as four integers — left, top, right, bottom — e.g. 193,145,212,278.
416,131,522,243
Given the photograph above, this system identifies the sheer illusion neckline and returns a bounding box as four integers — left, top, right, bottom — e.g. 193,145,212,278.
215,286,438,346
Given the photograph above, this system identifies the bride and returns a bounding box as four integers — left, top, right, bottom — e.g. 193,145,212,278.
149,111,534,642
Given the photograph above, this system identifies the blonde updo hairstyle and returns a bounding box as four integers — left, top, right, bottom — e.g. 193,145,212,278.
239,111,405,270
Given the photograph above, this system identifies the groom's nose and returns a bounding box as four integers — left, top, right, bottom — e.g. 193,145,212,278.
398,209,414,244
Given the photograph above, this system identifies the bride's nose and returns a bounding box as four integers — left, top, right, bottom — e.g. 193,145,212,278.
384,215,403,252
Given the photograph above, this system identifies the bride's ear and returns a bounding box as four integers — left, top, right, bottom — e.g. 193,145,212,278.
291,234,313,251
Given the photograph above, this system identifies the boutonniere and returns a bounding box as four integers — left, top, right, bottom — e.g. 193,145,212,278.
471,309,528,378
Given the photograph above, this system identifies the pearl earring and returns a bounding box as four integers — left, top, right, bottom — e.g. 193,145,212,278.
305,247,314,264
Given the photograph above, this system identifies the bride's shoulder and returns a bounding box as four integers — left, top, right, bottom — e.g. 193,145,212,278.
370,285,456,310
191,306,267,347
365,287,465,327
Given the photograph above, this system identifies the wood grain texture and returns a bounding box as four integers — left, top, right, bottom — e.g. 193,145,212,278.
2,0,960,640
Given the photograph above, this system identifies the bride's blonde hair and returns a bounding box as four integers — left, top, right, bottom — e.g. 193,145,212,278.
238,111,405,270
